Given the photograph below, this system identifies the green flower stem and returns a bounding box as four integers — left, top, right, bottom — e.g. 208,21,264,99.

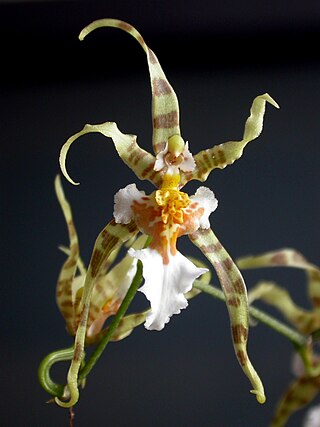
38,346,74,398
79,260,143,381
194,280,308,348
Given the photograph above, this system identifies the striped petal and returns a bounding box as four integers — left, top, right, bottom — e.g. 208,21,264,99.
54,175,81,335
238,248,320,334
79,19,181,155
179,93,279,187
55,219,138,408
248,281,318,335
189,227,265,404
60,122,158,187
270,375,320,427
87,234,148,340
129,247,207,330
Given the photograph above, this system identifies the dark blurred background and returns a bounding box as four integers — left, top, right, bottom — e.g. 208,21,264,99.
1,1,320,426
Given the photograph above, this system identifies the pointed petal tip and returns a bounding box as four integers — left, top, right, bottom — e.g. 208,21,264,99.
262,93,280,109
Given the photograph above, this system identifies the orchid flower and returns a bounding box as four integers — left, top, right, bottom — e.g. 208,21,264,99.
58,18,278,407
238,248,320,426
55,173,205,343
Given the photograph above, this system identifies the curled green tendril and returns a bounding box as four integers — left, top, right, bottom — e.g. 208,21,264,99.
38,347,74,399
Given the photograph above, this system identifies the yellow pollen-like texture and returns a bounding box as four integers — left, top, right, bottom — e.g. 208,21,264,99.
155,189,190,224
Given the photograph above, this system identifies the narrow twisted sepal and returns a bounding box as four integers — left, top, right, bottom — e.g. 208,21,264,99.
189,227,265,403
79,18,181,155
55,220,138,408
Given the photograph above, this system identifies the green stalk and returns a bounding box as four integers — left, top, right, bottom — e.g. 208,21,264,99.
79,260,143,381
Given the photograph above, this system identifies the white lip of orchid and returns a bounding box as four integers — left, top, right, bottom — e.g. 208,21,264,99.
129,247,207,330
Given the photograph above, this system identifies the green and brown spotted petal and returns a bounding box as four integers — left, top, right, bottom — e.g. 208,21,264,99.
79,18,181,156
237,248,320,311
88,234,148,325
189,228,265,404
87,310,149,345
248,281,319,335
86,252,138,337
270,375,320,427
55,219,138,408
237,248,319,272
55,175,80,335
308,270,320,312
179,94,279,187
60,122,158,187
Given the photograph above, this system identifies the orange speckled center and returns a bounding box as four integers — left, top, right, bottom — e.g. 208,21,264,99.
131,175,204,264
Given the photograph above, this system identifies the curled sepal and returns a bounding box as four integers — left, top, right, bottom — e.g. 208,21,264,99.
59,122,157,186
189,228,265,404
270,374,320,427
55,219,138,408
180,93,279,186
55,175,81,335
248,281,320,335
79,18,181,155
237,248,319,272
237,248,320,312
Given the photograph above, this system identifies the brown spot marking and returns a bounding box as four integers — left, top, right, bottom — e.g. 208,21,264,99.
213,149,227,166
60,300,74,308
63,312,73,319
134,150,147,166
90,303,100,314
270,253,287,265
95,282,107,297
228,297,241,307
153,111,179,129
310,270,320,281
67,220,77,238
64,257,78,269
233,277,246,294
79,304,89,327
137,35,145,46
202,152,212,168
202,242,222,253
142,163,154,178
312,297,320,307
73,342,83,362
153,78,172,96
127,142,135,152
118,22,133,33
236,350,248,366
57,279,72,289
232,324,248,344
223,257,233,271
90,249,104,278
148,48,158,64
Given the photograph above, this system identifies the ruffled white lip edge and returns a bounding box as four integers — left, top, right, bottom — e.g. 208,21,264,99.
129,247,207,331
